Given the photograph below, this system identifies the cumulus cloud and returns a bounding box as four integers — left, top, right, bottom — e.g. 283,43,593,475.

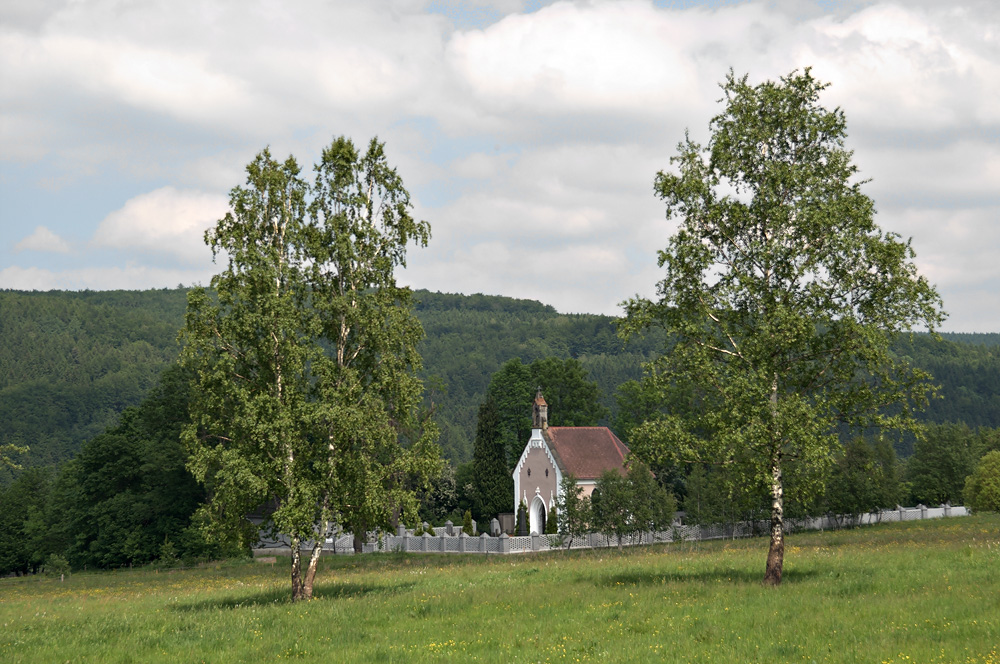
1,0,998,331
0,264,215,291
14,226,72,253
91,187,228,263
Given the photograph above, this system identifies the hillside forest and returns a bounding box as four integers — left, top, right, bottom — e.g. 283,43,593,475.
1,288,999,573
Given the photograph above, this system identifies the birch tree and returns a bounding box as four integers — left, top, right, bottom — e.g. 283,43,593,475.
182,137,438,601
620,70,943,585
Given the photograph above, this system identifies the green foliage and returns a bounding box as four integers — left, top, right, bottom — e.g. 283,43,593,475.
1,288,996,483
906,423,977,505
591,470,632,549
471,396,510,521
52,365,217,570
682,465,726,526
891,335,1000,440
158,537,179,569
624,460,676,534
181,137,439,601
620,69,944,584
416,463,458,525
485,356,610,473
43,553,70,578
0,288,189,483
612,379,665,444
591,462,674,549
555,473,591,549
0,440,28,471
825,438,903,525
544,505,558,534
963,451,1000,513
0,466,52,575
462,509,474,536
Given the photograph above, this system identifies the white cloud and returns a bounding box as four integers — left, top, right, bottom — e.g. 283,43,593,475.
804,4,1000,132
1,0,998,332
0,264,215,291
14,225,72,253
91,187,228,263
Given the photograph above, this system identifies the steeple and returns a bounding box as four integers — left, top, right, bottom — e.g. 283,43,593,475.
532,387,548,430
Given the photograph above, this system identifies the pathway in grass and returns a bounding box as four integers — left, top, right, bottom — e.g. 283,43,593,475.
2,515,998,663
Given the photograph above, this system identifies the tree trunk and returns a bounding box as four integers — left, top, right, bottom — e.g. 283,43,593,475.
301,541,323,600
764,457,784,586
291,535,307,601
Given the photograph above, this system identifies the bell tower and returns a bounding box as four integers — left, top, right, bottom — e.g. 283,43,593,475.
532,388,548,430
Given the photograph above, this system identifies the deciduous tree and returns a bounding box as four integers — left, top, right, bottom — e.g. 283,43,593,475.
825,437,902,526
620,69,943,585
906,423,976,505
963,450,1000,513
182,137,438,601
555,473,590,550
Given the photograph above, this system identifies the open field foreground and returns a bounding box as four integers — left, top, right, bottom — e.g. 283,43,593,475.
2,516,998,663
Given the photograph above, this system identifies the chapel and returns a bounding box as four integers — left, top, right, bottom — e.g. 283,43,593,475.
512,389,630,534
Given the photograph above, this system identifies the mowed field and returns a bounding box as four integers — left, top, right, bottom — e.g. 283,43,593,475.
2,515,998,664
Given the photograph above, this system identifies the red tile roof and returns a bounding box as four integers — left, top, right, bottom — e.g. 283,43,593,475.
544,427,629,480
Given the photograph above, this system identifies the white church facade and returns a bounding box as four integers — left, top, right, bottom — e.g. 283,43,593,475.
512,390,630,534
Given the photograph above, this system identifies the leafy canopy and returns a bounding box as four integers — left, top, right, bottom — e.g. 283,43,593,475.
620,69,943,584
181,136,438,600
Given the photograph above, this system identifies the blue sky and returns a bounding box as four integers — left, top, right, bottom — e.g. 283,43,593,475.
2,0,998,331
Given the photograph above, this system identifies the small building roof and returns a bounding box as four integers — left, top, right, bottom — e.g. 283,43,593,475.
543,426,629,480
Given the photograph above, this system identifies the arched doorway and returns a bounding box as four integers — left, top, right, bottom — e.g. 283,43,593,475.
530,495,546,535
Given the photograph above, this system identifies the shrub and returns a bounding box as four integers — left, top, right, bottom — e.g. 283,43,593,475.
462,510,474,536
44,554,70,578
964,450,1000,513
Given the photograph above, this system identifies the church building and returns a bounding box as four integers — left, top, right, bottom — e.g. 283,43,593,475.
512,390,630,534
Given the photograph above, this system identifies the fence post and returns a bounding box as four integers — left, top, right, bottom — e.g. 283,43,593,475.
943,503,951,517
421,532,430,552
459,532,468,553
919,504,927,519
479,532,489,553
531,532,539,551
500,533,510,554
445,520,454,536
440,533,447,552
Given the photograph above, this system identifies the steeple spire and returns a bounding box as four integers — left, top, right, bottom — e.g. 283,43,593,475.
532,387,548,430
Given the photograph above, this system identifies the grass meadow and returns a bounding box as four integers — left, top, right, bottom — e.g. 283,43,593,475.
2,514,998,663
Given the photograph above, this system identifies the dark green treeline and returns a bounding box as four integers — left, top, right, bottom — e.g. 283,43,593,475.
2,287,999,483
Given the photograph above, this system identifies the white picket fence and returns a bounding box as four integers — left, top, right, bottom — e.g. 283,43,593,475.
253,504,968,557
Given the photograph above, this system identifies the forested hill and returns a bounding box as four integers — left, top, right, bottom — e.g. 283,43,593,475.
1,289,188,474
2,288,999,482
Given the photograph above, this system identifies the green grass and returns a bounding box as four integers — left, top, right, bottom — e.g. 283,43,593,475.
2,515,999,663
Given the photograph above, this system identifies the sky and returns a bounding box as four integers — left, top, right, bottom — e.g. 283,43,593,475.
1,0,998,332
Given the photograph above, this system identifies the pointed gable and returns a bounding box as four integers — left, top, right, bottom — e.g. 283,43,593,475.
544,426,629,480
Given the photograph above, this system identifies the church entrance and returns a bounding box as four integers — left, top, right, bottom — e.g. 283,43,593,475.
530,495,546,535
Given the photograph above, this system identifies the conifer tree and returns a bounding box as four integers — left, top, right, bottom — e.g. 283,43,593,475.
472,396,511,521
